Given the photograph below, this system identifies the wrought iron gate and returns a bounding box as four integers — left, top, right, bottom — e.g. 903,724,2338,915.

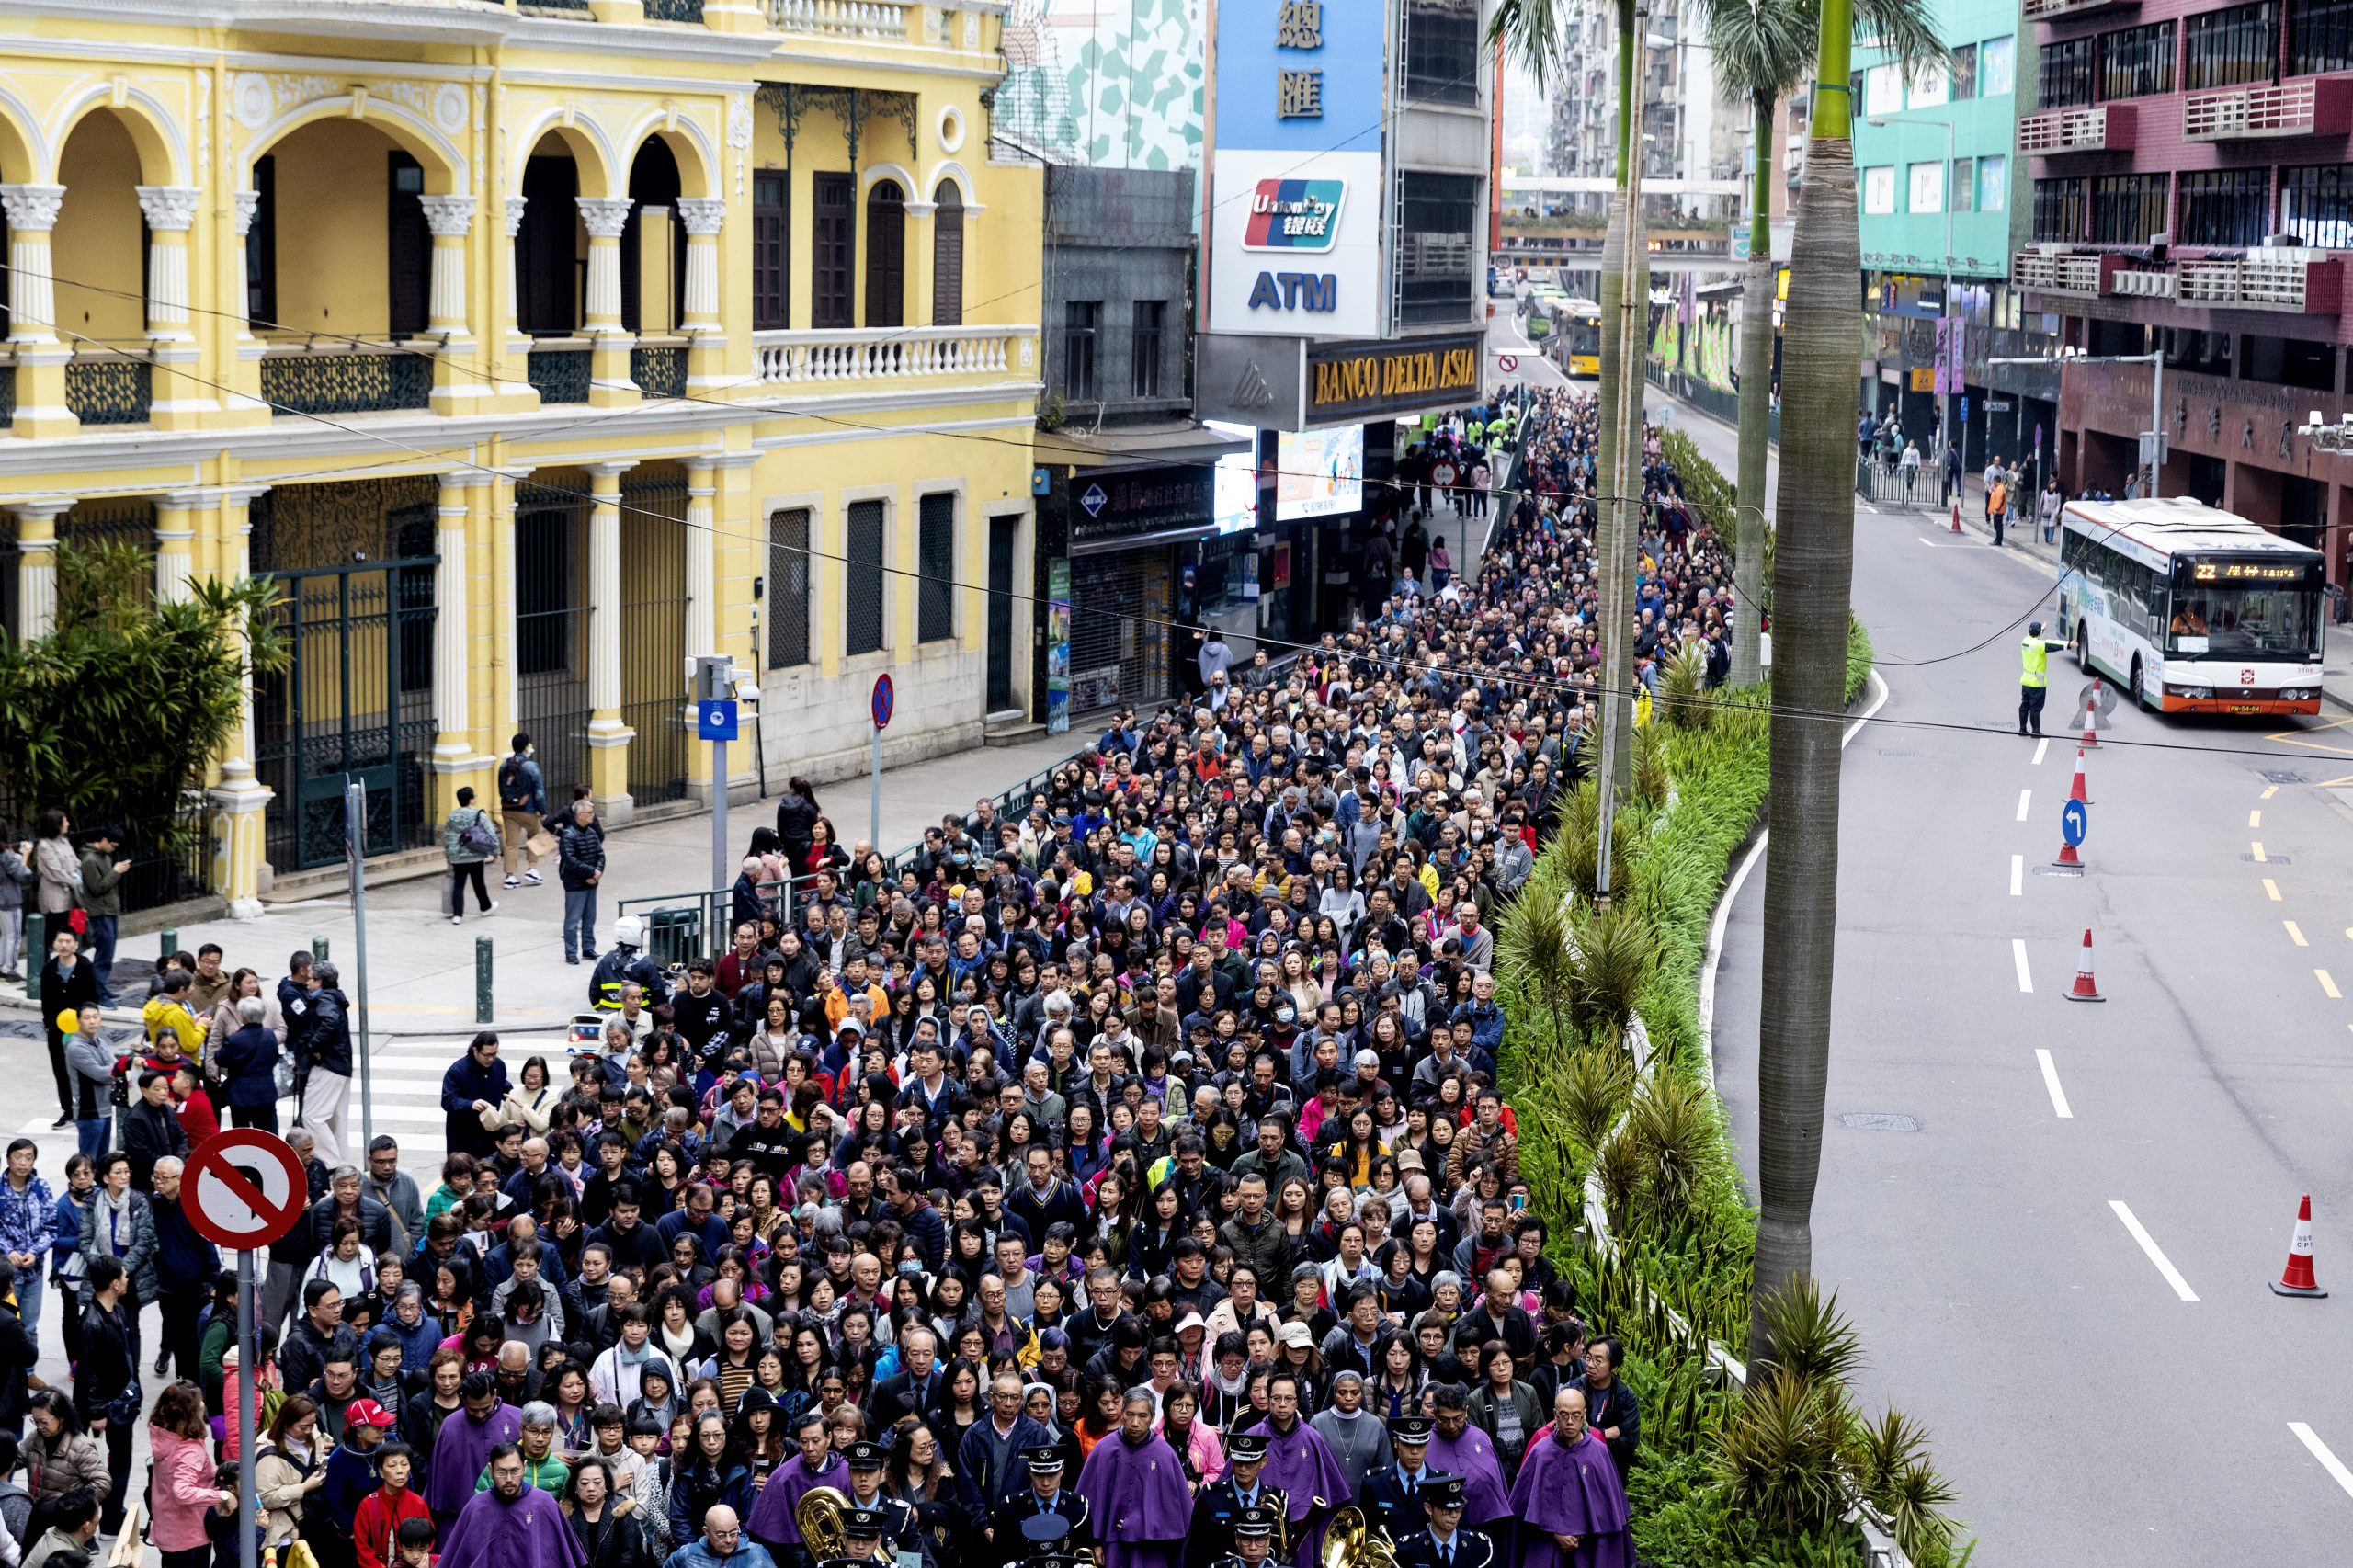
620,467,689,806
1068,549,1173,713
515,475,594,806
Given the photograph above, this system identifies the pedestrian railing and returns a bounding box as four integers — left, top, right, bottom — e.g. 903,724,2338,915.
1855,462,1949,511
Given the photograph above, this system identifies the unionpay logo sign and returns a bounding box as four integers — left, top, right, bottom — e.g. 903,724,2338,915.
1243,179,1344,251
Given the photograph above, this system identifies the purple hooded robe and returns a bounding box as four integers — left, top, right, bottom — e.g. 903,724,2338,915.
745,1451,849,1550
438,1483,588,1568
1425,1425,1512,1529
1076,1430,1193,1568
1506,1430,1631,1568
427,1403,525,1519
1251,1416,1351,1567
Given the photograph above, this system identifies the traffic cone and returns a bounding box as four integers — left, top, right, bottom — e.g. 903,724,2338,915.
2064,928,2104,1001
2271,1195,2328,1298
2068,746,2091,805
2080,680,2104,748
1950,497,1962,534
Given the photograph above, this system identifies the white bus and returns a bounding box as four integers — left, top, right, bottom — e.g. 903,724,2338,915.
2056,497,2325,715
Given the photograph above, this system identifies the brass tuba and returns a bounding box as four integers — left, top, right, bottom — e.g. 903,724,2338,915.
1318,1506,1399,1568
796,1485,854,1562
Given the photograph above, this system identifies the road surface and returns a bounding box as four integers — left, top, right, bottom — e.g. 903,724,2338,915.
1677,402,2353,1562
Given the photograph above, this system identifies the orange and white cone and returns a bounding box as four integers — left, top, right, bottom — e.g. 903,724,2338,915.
2064,928,2104,1001
2069,746,2091,805
2272,1194,2328,1297
1950,497,1963,534
2081,680,2104,748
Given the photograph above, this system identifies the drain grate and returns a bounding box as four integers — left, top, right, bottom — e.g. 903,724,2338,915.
2261,770,2306,785
1840,1112,1921,1132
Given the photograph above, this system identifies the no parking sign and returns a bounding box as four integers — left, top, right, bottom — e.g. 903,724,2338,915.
184,1130,310,1251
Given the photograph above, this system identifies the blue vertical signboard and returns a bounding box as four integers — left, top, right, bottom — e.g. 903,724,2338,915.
1208,0,1387,339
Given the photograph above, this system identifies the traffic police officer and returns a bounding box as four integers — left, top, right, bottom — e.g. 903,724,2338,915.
820,1506,895,1568
1184,1430,1289,1568
990,1446,1092,1568
1356,1416,1441,1543
1205,1506,1282,1568
2019,620,2069,736
1391,1477,1492,1568
842,1441,925,1565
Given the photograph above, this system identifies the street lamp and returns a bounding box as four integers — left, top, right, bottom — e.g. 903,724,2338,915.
1990,347,2165,500
1867,114,1956,467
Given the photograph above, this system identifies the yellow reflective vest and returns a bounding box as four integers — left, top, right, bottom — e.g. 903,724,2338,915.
2021,637,2052,687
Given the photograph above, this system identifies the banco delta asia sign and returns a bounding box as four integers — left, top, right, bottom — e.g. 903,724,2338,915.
1208,0,1382,338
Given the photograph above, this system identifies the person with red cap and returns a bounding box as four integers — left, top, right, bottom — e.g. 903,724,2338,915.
319,1397,402,1568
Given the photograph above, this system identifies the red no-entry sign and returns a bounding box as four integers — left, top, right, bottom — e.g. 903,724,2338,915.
184,1130,310,1251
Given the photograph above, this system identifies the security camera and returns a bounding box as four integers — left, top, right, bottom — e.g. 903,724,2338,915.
2311,410,2325,429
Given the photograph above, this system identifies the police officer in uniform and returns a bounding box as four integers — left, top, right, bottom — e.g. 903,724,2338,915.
1390,1477,1492,1568
819,1506,897,1568
1203,1506,1282,1568
990,1446,1092,1568
1356,1416,1442,1544
589,915,670,1012
842,1441,926,1566
2019,620,2068,737
1184,1430,1290,1568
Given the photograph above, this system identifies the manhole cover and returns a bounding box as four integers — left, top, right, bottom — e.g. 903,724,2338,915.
2242,853,2291,863
2261,770,2306,785
1840,1112,1920,1132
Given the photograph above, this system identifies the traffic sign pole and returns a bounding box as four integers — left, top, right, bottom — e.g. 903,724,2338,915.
237,1248,257,1568
712,731,730,896
870,674,894,852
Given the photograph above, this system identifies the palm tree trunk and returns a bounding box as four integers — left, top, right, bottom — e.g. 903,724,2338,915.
1751,22,1859,1367
1730,91,1777,687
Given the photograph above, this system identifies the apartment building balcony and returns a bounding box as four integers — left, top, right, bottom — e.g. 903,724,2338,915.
258,341,434,417
2017,105,2135,155
2014,248,2120,298
750,324,1038,392
2184,76,2353,142
2021,0,2136,22
2177,249,2345,312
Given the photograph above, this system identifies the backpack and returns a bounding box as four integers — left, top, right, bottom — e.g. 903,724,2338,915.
498,755,530,810
460,809,497,858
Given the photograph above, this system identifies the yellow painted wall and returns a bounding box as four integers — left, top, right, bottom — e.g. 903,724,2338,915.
270,119,394,336
51,112,144,344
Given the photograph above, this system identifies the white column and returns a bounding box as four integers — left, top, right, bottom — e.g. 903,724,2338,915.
685,462,716,664
135,186,200,341
232,190,261,336
433,475,473,767
0,185,63,341
156,492,199,603
10,501,69,640
576,197,634,335
502,197,529,352
417,195,477,340
676,199,725,333
587,462,633,715
219,485,269,773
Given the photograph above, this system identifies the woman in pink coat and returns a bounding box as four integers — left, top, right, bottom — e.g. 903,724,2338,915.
149,1383,228,1568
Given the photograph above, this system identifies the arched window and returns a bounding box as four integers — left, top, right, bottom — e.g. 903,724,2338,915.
865,179,905,329
932,180,965,326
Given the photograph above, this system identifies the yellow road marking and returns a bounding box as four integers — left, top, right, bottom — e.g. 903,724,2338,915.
2251,810,2264,827
2266,717,2353,756
2320,970,2342,1000
2262,785,2279,800
2265,879,2282,901
2287,921,2309,947
2253,841,2268,861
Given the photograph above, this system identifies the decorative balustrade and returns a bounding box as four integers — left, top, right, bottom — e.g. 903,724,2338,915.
631,342,688,400
260,342,435,416
2183,77,2353,140
2017,105,2133,154
528,344,594,404
644,0,706,18
751,325,1036,385
2012,249,2112,298
66,356,152,426
765,0,912,39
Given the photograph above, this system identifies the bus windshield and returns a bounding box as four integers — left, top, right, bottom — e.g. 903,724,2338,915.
1568,319,1601,358
2165,582,2320,661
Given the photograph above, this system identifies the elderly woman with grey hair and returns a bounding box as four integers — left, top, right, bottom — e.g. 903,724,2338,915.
215,992,287,1132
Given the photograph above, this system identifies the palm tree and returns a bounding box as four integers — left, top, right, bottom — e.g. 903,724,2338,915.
1693,0,1941,687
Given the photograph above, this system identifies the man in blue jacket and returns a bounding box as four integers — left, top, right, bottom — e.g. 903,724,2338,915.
148,1156,219,1381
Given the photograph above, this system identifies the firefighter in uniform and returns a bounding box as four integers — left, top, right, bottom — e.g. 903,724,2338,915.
1355,1416,1441,1545
1203,1506,1281,1568
2019,620,2069,736
1390,1477,1493,1568
1184,1430,1289,1568
841,1442,926,1566
989,1446,1093,1568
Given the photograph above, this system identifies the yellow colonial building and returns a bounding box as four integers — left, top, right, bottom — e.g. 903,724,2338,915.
0,0,1042,907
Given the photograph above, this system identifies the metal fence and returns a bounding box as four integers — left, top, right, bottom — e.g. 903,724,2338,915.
1854,461,1951,511
1645,361,1781,447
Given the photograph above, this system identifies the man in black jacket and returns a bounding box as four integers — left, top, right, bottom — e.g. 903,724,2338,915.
74,1256,136,1534
0,1260,36,1437
278,1277,360,1395
557,798,606,965
38,928,98,1131
149,1157,219,1381
301,963,356,1166
119,1071,187,1192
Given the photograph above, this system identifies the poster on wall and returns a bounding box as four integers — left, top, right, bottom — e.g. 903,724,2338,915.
1211,421,1261,535
1046,558,1072,734
1277,426,1364,520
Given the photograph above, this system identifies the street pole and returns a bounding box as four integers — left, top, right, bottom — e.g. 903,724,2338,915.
711,733,730,894
342,778,373,1149
870,725,881,853
236,1248,256,1568
2148,350,2164,500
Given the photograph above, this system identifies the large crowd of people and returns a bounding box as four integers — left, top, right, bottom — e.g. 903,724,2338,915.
0,383,1746,1568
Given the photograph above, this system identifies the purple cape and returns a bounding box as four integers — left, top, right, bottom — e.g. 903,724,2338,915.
428,1403,524,1517
1076,1431,1192,1568
1254,1417,1350,1567
746,1452,848,1548
1425,1427,1511,1528
438,1484,588,1568
1507,1432,1630,1568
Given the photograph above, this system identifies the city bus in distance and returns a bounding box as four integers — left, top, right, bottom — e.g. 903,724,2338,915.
2055,496,2325,715
1558,299,1602,378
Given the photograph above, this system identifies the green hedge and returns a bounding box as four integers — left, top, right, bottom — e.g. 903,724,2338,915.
1495,459,1950,1562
